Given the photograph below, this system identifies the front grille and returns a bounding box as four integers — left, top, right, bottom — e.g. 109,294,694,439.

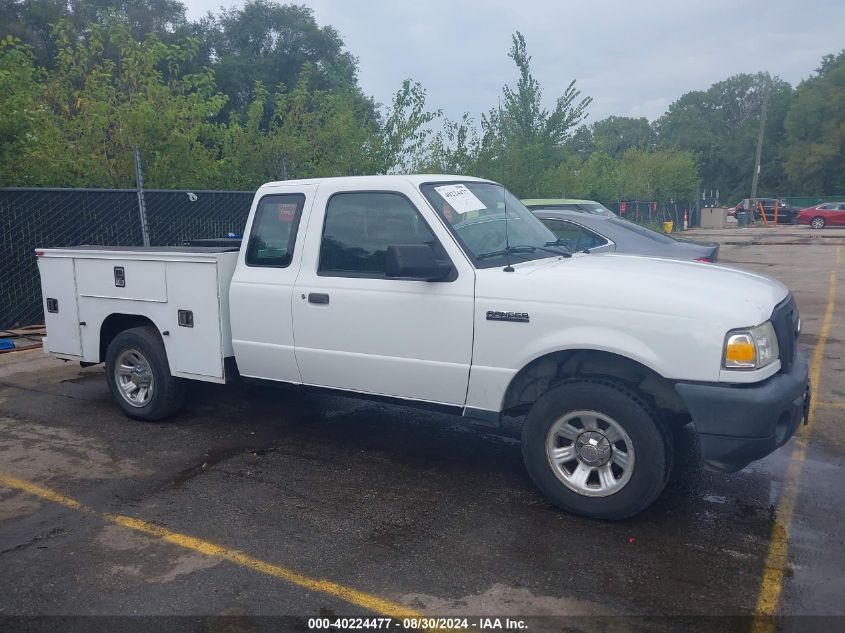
770,294,798,373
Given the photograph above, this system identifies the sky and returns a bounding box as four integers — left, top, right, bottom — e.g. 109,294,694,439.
182,0,845,125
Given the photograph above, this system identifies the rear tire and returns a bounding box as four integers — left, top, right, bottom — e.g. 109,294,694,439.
105,326,185,421
811,216,826,229
522,379,672,520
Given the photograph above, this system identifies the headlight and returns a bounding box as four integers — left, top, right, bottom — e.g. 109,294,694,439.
723,321,779,370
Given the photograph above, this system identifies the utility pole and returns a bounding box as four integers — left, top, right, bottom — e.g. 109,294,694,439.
749,84,769,213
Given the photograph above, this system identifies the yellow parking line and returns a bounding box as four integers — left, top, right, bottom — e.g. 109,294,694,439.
0,474,87,512
0,472,421,619
752,261,838,631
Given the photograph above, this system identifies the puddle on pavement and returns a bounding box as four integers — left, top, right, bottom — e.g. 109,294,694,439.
0,416,150,482
95,524,220,586
0,416,152,521
402,582,615,616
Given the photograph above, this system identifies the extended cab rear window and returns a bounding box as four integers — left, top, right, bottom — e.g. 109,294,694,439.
245,193,306,267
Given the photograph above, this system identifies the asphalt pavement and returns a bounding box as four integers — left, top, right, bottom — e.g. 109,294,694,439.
0,224,843,632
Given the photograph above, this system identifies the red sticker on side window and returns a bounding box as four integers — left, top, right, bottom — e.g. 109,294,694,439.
276,203,298,222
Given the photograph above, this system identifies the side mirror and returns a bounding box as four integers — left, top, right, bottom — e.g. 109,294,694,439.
385,244,452,281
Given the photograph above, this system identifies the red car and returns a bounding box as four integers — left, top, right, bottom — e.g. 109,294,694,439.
797,202,845,228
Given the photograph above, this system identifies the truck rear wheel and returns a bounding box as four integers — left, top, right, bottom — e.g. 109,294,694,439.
105,326,185,421
522,379,672,520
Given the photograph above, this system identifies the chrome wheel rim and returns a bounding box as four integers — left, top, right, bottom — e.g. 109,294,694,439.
114,348,154,408
811,218,824,229
545,410,635,497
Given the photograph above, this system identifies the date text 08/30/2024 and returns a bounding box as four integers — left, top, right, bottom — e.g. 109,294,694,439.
307,617,528,630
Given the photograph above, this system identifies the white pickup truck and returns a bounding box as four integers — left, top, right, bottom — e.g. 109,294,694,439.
36,175,809,519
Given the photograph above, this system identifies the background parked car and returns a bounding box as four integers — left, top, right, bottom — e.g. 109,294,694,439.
730,198,796,224
524,202,720,262
797,202,845,228
522,198,615,216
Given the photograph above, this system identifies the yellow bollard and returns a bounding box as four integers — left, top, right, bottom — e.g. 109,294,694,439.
663,221,674,233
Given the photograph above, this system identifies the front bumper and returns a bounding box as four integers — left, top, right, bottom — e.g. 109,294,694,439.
674,352,810,472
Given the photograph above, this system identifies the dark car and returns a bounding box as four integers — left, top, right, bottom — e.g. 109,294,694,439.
730,198,796,224
528,206,719,262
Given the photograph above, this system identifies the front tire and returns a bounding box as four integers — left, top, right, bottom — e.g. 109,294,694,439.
810,216,826,229
522,379,672,520
105,326,185,421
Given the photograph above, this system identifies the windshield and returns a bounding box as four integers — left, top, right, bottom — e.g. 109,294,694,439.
421,182,562,268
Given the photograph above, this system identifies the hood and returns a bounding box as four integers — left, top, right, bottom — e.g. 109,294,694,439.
476,253,788,328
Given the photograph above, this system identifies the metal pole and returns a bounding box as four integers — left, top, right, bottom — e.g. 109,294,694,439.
695,188,700,228
749,84,769,216
133,146,151,247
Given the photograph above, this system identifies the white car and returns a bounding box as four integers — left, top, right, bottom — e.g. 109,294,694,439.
36,175,809,519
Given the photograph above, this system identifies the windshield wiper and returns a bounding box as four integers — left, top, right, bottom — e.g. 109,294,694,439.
477,245,537,260
478,244,572,260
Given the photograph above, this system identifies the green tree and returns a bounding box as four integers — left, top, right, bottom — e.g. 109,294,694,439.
656,72,791,201
269,67,380,179
0,0,67,67
592,116,656,158
196,0,370,122
476,31,591,197
370,79,441,173
562,123,595,159
1,0,189,67
617,148,699,202
424,113,480,175
19,19,228,187
540,152,618,203
783,50,845,194
220,66,385,187
0,35,61,186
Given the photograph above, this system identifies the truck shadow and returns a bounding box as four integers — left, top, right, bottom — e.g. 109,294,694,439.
172,379,782,614
184,378,773,525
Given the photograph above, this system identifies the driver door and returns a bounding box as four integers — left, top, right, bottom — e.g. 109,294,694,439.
292,184,475,406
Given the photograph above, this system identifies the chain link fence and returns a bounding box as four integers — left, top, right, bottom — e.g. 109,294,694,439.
0,188,252,329
144,190,253,246
607,200,699,229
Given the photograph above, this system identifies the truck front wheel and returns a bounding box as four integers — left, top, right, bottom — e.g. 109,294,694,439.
522,379,672,520
105,326,185,421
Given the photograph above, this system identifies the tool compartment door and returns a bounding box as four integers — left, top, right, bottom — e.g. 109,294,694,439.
76,258,167,302
165,260,225,378
37,256,82,356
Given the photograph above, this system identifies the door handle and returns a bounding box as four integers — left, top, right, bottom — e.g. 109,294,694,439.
308,293,330,305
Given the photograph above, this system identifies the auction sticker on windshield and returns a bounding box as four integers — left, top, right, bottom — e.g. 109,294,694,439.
434,184,487,213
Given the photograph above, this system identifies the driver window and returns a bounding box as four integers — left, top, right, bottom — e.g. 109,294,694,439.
319,192,440,277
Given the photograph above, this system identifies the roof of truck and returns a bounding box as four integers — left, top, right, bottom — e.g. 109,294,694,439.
258,174,495,188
